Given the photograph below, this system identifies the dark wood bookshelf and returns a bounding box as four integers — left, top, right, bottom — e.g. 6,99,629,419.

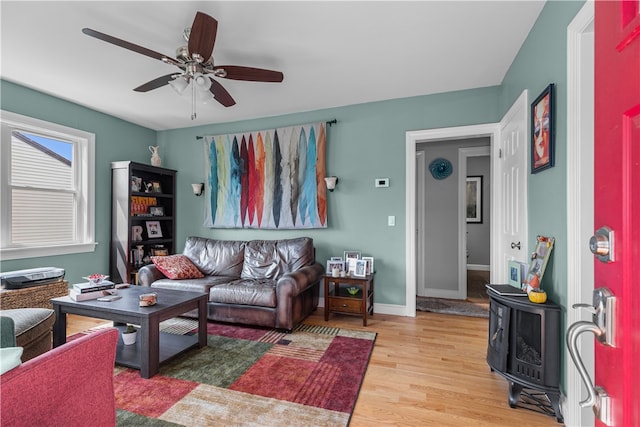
110,161,177,285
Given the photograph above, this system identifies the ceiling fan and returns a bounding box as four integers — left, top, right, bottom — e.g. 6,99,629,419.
82,11,284,119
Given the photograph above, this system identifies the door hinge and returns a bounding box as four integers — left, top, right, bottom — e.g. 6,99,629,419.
498,148,503,158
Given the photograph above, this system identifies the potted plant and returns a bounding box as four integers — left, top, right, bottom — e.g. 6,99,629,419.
122,324,137,345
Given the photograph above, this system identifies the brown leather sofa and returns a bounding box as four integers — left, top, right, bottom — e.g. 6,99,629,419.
138,236,323,331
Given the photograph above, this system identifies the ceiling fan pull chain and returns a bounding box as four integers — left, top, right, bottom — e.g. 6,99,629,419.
191,78,197,120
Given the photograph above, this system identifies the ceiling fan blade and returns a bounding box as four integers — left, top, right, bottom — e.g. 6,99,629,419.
133,74,177,92
82,28,178,64
209,79,236,107
188,12,218,63
214,66,284,82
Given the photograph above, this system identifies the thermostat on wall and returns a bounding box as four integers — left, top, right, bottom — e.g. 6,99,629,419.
375,178,389,188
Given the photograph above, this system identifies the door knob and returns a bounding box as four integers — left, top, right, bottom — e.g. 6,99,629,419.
589,226,614,263
511,241,521,250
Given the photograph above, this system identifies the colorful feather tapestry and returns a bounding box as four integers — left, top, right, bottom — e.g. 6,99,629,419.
204,122,327,229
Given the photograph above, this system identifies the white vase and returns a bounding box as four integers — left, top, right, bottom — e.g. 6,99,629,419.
122,331,137,345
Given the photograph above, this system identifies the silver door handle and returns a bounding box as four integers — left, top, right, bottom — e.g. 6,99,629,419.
566,321,611,424
566,288,616,425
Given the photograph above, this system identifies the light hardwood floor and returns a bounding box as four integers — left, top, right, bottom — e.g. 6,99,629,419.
66,310,558,427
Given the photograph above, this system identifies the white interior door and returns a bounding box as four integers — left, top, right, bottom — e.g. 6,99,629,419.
416,151,427,297
495,91,529,283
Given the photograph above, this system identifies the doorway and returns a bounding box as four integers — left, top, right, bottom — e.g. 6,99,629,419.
415,140,490,300
564,2,595,425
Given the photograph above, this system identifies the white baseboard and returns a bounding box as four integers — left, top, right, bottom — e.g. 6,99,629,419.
467,264,490,271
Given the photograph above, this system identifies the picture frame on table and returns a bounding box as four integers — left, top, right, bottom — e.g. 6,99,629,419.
524,235,555,291
531,83,555,174
343,251,361,262
145,220,162,238
466,176,483,223
361,256,374,275
508,260,527,290
353,260,368,278
326,260,345,275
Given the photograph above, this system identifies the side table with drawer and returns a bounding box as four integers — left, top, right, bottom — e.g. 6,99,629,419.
323,274,374,326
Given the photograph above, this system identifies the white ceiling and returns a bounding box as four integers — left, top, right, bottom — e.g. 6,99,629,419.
1,1,545,131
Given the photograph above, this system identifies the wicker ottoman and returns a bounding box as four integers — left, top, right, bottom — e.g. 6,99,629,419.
0,308,55,361
0,280,68,310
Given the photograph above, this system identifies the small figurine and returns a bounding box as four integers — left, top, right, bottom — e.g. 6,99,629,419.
149,146,162,167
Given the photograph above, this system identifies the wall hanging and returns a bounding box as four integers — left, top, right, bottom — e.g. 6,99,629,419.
428,157,453,180
203,121,327,229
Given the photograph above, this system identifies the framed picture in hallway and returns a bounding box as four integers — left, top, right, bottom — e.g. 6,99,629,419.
531,83,555,173
466,176,483,223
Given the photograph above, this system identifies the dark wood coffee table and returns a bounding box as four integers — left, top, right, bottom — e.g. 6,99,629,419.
51,286,207,378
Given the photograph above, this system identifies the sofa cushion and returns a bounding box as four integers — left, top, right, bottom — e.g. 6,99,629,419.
183,237,245,277
241,237,314,279
209,279,277,308
151,255,204,280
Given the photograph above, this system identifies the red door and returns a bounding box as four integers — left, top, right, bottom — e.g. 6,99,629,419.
594,0,640,425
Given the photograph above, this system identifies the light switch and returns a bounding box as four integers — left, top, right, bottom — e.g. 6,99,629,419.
388,215,395,226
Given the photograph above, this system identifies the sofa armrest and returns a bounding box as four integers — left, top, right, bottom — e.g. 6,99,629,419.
0,328,118,427
138,264,167,287
276,263,324,298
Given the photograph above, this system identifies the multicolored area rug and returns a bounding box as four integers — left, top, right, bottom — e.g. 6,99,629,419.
79,319,376,426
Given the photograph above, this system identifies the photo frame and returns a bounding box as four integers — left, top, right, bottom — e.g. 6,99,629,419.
343,251,361,262
149,206,164,217
145,220,162,238
531,83,555,173
151,247,168,256
524,235,555,291
151,181,162,193
326,260,345,275
361,256,374,275
508,260,527,290
353,260,367,277
466,176,483,223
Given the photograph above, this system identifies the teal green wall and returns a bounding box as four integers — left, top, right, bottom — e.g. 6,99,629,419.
498,0,585,394
157,87,500,305
0,80,156,285
499,0,584,311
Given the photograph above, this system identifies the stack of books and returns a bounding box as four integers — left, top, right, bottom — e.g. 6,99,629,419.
69,280,116,301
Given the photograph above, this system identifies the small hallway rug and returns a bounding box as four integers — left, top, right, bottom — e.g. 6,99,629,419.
416,297,489,318
79,319,376,426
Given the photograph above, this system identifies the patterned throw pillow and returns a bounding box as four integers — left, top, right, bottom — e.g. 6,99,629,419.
151,255,204,280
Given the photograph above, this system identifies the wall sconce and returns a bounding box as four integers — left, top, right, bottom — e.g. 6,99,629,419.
191,183,204,196
324,176,339,192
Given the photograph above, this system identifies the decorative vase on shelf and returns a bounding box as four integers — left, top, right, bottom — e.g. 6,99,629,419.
149,146,162,167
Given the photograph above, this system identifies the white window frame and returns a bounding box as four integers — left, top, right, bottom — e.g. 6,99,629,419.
0,110,97,260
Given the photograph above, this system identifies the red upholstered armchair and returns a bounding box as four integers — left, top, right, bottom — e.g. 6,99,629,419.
0,328,118,427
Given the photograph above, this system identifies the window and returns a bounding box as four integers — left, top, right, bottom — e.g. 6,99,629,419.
1,110,96,260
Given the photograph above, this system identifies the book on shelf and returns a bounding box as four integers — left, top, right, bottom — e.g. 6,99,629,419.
73,280,115,293
69,288,117,302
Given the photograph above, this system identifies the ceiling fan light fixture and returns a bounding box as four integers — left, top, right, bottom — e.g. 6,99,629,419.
194,73,211,91
198,88,215,104
169,76,189,95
